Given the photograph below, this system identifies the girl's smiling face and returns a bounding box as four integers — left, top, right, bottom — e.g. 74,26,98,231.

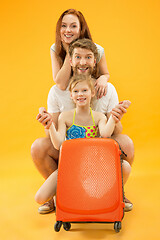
71,80,94,106
60,14,80,44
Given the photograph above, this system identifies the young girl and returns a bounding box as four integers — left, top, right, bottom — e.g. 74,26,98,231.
35,75,131,205
51,9,109,98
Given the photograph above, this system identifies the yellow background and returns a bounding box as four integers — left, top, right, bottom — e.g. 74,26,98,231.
0,0,160,239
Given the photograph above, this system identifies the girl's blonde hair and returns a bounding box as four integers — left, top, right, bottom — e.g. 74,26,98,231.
69,74,95,95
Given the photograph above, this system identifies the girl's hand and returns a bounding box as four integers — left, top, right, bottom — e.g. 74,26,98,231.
94,75,108,99
119,100,131,109
111,100,131,123
39,107,47,115
36,110,53,129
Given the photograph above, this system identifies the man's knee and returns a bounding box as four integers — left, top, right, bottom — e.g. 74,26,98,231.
31,138,50,161
112,134,134,165
122,135,134,165
123,136,134,165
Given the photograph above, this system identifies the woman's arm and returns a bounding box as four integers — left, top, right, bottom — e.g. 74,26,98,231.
95,53,110,99
50,50,71,90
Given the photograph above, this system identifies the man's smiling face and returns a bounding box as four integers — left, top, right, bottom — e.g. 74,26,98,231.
70,48,96,75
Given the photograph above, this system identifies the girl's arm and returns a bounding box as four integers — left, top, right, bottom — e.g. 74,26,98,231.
99,100,131,137
50,49,71,90
49,113,67,150
111,100,131,123
95,53,110,99
36,108,60,137
106,100,131,135
98,114,116,138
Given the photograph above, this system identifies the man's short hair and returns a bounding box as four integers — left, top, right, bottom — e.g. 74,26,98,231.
69,38,99,62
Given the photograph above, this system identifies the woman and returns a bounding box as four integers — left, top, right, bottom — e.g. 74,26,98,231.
50,9,110,99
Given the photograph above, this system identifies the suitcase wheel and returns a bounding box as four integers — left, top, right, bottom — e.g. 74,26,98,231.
114,221,121,233
54,221,62,232
63,222,71,231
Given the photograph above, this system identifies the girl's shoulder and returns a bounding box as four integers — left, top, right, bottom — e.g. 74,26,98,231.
92,109,105,116
60,109,75,119
92,110,106,123
60,109,75,127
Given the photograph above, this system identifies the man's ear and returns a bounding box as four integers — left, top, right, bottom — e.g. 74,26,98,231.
94,59,97,66
69,57,73,66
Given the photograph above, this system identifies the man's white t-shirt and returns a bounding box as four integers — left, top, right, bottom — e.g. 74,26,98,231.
47,82,119,114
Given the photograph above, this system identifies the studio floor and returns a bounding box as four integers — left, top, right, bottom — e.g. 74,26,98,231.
1,144,159,240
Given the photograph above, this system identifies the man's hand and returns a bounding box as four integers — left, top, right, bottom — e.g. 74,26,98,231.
111,100,131,123
36,108,53,129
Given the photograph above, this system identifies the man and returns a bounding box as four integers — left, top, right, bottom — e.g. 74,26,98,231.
31,39,134,214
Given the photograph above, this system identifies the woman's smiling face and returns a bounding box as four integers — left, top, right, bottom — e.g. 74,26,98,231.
60,14,81,44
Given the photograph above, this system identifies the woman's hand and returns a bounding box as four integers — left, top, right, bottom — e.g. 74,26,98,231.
94,75,108,99
61,41,69,52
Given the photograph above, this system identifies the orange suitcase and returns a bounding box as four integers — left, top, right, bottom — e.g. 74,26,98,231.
54,138,125,232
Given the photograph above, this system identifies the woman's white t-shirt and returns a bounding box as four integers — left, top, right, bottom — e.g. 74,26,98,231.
50,43,104,63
